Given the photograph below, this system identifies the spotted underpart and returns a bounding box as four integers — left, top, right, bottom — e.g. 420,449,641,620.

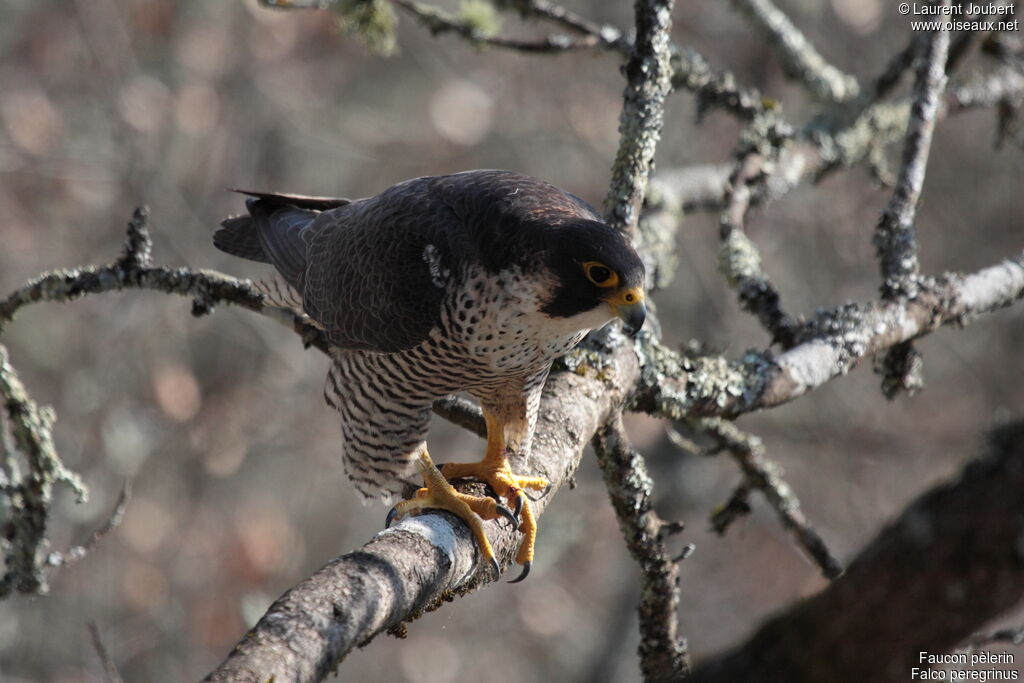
214,169,645,501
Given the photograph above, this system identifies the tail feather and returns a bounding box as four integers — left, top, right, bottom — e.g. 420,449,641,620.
215,190,340,289
232,189,351,211
214,215,270,262
250,198,315,286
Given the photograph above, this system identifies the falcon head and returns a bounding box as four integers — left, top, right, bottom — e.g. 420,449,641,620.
539,219,647,335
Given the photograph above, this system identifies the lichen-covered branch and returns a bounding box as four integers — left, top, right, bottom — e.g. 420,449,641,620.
731,0,859,102
633,253,1024,419
1,343,87,597
691,418,842,579
688,420,1024,683
603,0,676,236
0,211,330,354
874,6,950,301
204,328,641,682
718,153,799,347
948,63,1024,112
872,7,950,396
593,413,689,682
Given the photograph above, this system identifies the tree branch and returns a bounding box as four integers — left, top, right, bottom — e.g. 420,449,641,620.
0,209,330,354
717,153,800,347
688,420,1024,682
633,252,1024,419
604,0,677,236
593,413,689,681
731,0,859,102
874,5,950,301
1,342,87,597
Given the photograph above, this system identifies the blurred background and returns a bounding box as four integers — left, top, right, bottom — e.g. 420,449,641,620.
1,0,1021,680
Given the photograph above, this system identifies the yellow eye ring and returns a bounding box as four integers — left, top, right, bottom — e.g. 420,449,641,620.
582,261,620,288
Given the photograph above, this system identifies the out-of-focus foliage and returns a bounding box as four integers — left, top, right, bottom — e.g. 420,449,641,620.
0,0,1021,681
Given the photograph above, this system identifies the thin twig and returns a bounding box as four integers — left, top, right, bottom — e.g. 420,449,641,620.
88,622,125,683
691,418,842,579
874,3,951,300
47,481,132,568
718,153,800,347
502,0,630,51
731,0,859,102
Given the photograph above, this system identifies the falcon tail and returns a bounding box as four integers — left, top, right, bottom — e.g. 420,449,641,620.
214,190,348,287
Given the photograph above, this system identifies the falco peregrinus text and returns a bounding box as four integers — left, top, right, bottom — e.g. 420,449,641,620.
215,170,646,581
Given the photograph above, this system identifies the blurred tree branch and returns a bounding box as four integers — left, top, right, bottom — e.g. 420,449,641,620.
687,420,1024,683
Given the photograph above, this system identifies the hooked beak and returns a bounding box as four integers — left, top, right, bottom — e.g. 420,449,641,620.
605,287,647,336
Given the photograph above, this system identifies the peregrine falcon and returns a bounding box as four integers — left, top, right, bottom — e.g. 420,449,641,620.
214,170,646,581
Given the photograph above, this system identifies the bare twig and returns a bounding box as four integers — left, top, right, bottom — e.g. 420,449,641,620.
498,0,630,50
47,481,132,568
593,413,689,682
604,0,677,236
731,0,859,102
692,418,842,579
88,622,125,683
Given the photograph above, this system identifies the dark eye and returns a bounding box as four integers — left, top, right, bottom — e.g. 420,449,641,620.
588,265,611,283
581,260,620,287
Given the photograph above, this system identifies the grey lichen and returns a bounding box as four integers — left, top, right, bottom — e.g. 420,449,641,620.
1,343,88,597
719,230,764,286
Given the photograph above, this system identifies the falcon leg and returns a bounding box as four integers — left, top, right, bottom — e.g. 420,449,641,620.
435,408,549,582
385,450,517,578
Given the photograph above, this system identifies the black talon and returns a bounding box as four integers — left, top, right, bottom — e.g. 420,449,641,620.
489,557,500,578
496,503,518,528
512,492,524,522
508,561,531,584
385,507,398,528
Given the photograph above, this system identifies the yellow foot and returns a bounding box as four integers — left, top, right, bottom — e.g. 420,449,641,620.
385,452,518,578
436,457,550,583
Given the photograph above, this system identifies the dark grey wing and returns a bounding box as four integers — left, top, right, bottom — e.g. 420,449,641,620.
300,180,459,352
